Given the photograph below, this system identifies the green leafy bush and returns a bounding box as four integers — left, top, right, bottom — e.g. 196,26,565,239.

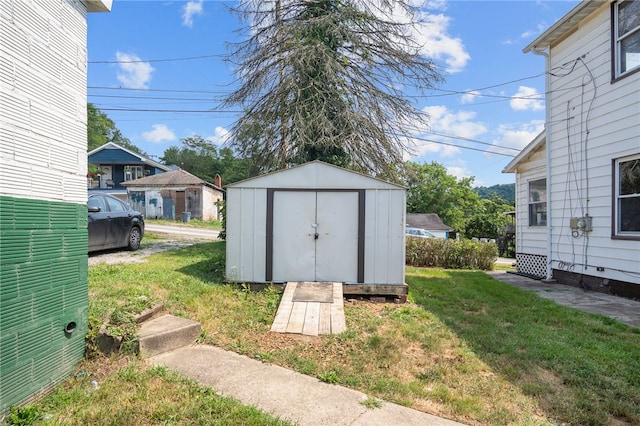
405,237,497,270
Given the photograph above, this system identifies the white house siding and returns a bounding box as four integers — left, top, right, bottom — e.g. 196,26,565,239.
0,0,89,204
512,145,548,278
0,0,109,412
546,3,640,288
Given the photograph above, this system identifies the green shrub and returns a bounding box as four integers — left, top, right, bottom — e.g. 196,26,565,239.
405,237,497,270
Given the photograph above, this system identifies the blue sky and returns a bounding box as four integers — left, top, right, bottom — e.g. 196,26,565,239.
87,0,580,186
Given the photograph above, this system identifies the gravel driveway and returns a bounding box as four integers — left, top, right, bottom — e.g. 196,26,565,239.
88,224,220,266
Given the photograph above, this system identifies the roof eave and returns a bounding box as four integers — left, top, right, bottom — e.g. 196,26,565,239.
523,1,606,54
503,131,546,173
85,0,112,13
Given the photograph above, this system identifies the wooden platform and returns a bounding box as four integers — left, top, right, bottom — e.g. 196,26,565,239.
270,282,346,336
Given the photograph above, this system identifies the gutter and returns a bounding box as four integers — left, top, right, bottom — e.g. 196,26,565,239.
531,46,553,281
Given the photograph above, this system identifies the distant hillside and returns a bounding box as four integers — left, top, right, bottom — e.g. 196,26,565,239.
474,183,515,204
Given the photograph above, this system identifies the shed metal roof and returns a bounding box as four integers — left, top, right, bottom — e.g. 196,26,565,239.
227,161,405,190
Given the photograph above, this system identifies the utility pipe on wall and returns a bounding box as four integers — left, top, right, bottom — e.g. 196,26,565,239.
532,47,553,281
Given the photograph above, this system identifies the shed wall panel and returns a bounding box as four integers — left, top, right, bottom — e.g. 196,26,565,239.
364,189,405,285
226,188,267,283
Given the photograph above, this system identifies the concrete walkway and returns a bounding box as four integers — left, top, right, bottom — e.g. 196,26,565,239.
487,270,640,328
150,345,465,426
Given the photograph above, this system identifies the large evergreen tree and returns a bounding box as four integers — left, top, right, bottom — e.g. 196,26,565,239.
224,0,443,178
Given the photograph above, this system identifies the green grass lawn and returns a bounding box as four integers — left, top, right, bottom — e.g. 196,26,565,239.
17,241,640,426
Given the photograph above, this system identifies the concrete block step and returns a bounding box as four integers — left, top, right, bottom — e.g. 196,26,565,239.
137,314,201,357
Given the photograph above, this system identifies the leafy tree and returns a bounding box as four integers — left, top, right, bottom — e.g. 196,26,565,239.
404,161,479,236
474,183,515,204
87,103,144,155
224,0,443,178
465,194,514,239
161,136,258,185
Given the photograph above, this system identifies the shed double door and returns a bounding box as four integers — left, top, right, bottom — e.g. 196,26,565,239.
272,191,359,283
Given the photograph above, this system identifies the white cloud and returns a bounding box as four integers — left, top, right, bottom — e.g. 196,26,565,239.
411,11,470,73
363,1,470,74
446,164,470,181
407,105,488,158
207,126,231,145
115,52,154,89
510,86,544,111
503,23,548,45
491,121,545,154
423,105,488,139
142,124,176,143
182,0,204,28
461,90,481,104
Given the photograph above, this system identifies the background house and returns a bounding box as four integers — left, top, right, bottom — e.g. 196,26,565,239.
504,0,640,298
123,169,224,221
406,213,454,239
225,161,407,296
0,0,112,413
88,142,172,192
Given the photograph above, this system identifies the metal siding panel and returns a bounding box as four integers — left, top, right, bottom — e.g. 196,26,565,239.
226,188,268,282
225,188,243,281
240,188,260,282
316,192,359,283
252,189,267,280
272,191,316,282
364,189,405,285
0,263,19,302
0,92,30,130
0,197,88,412
389,190,407,285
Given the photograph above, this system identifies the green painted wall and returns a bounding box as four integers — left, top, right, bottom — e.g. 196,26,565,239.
0,196,88,411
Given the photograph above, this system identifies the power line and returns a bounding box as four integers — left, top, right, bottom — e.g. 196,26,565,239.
88,84,545,102
88,85,229,94
407,135,516,158
88,53,224,64
97,107,243,113
422,130,521,152
90,94,218,102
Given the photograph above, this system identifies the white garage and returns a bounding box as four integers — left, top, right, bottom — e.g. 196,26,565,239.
225,161,407,295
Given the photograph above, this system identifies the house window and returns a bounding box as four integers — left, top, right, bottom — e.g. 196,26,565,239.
528,179,547,226
614,0,640,78
615,155,640,235
124,165,144,181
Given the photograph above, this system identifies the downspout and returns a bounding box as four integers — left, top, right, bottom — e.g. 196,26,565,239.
532,46,553,281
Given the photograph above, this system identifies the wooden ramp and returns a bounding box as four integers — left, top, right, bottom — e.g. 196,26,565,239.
271,282,346,336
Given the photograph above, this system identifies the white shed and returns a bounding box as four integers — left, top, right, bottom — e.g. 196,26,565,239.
225,161,407,295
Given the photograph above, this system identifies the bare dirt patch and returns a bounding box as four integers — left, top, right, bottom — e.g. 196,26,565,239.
88,236,210,266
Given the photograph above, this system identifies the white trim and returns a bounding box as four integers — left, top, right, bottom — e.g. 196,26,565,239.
614,153,640,235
